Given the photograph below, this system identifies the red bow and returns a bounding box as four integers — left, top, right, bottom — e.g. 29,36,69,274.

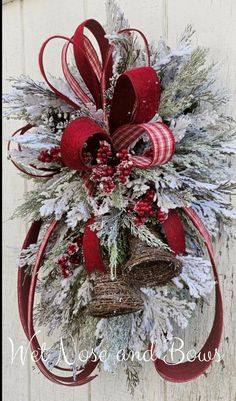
39,19,176,172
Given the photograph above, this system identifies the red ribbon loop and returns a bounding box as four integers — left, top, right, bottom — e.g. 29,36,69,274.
39,35,81,109
73,19,113,109
60,117,111,171
61,40,94,106
109,66,161,132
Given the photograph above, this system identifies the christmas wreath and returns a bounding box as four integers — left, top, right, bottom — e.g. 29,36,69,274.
4,0,236,391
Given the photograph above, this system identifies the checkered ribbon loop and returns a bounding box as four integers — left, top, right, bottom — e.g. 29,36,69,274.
112,122,176,167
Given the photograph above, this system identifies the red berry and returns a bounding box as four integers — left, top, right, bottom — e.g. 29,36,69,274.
58,255,68,266
138,211,145,217
38,150,53,163
66,243,78,255
156,210,168,223
117,148,129,161
127,204,134,213
134,216,146,225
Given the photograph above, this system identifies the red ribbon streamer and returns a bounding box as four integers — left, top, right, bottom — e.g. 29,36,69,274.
18,220,98,386
152,208,223,382
83,217,106,273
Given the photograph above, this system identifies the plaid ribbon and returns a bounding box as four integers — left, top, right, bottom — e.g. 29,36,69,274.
112,122,176,167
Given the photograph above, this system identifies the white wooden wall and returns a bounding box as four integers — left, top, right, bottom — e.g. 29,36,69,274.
3,1,236,400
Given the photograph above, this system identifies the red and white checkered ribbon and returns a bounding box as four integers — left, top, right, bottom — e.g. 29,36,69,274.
112,122,176,167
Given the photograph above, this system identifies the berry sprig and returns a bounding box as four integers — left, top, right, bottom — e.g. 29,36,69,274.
130,188,168,225
90,164,115,193
38,146,62,164
57,235,83,278
90,142,133,193
116,149,134,184
96,142,113,164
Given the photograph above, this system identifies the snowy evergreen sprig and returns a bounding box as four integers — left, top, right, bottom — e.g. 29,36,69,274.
122,215,169,249
3,76,74,124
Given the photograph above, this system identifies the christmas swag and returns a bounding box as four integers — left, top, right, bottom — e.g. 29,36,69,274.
4,0,236,391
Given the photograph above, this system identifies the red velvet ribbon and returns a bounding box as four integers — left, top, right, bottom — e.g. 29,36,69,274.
109,66,160,131
83,217,106,273
61,117,111,171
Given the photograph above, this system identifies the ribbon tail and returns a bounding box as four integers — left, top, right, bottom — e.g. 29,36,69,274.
83,217,106,273
152,207,223,382
18,220,98,386
162,209,186,254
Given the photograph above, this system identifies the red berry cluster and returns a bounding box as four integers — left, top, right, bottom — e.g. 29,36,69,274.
57,236,83,278
90,142,133,193
130,188,168,225
91,164,115,193
116,149,134,184
101,177,116,193
38,146,62,164
96,142,113,164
